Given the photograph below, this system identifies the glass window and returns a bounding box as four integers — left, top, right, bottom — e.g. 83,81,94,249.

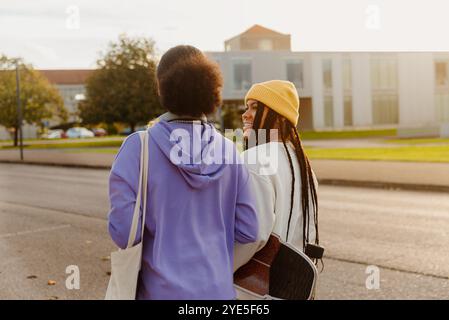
324,96,334,127
343,59,352,90
372,94,398,125
370,58,398,124
344,96,353,126
371,58,397,90
323,59,332,90
233,61,252,91
435,61,449,87
259,39,273,51
286,61,304,89
435,61,449,122
435,93,449,122
342,59,353,127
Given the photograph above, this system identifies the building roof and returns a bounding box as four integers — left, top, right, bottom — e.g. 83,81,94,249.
39,69,93,85
225,24,288,43
241,24,288,36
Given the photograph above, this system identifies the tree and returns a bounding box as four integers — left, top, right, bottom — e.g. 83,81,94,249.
0,55,67,146
80,34,163,132
222,102,245,130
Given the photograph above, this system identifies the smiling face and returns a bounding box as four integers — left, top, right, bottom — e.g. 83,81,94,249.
242,99,258,137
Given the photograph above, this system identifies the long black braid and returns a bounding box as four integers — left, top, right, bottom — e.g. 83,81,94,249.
279,123,297,243
293,128,319,245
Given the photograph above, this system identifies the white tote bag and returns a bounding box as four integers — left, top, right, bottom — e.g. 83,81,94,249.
105,130,149,300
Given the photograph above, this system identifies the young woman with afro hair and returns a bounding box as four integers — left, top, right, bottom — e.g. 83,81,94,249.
108,45,259,300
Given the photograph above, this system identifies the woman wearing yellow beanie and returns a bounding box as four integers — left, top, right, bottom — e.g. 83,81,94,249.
234,80,322,298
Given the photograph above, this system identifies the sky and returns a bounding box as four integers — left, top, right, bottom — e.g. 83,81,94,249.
1,0,449,69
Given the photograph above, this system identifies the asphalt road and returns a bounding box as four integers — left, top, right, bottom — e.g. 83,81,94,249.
0,163,448,300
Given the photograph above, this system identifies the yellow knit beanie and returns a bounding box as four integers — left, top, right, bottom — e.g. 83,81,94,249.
245,80,300,126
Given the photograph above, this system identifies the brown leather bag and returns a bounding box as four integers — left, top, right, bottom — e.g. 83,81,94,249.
234,234,318,300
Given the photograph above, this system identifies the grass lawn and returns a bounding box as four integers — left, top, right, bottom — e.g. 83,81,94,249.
1,129,397,150
5,140,448,163
68,145,449,163
300,129,397,140
384,138,449,145
0,135,125,143
305,145,449,162
61,148,119,154
1,139,124,150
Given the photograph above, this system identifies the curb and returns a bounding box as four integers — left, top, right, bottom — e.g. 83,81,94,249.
318,179,449,193
0,160,110,170
1,159,448,193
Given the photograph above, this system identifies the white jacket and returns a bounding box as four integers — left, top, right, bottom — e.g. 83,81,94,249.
234,141,318,272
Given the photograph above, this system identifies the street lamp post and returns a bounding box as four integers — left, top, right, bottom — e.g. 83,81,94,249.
15,61,24,160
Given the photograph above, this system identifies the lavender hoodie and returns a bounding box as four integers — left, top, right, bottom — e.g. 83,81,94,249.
108,114,258,300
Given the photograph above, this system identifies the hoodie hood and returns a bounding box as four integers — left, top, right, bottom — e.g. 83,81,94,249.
150,120,233,189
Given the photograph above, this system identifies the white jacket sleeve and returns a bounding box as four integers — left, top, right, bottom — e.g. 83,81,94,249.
233,169,276,272
308,169,319,244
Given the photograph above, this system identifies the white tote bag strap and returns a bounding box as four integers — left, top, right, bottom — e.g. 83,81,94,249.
141,131,149,241
126,130,148,249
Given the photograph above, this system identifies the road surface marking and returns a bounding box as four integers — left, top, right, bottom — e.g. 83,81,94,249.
0,224,71,239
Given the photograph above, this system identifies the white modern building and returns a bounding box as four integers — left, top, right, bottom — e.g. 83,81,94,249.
206,25,449,132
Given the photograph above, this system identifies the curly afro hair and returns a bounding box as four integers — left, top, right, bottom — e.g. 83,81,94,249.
157,45,223,117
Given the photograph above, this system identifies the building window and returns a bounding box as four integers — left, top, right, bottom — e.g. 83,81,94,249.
344,96,353,127
435,62,449,87
343,59,352,91
286,61,304,89
324,96,334,127
343,59,353,126
435,94,449,122
323,59,332,90
259,39,273,51
435,60,449,122
370,57,399,125
233,61,252,91
371,58,397,90
322,59,333,127
372,94,398,125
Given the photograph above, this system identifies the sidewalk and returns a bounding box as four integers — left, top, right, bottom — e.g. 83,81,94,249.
1,149,449,192
0,149,115,169
312,159,449,192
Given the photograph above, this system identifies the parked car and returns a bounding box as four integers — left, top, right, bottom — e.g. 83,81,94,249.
92,128,107,137
119,126,148,136
40,129,65,139
66,127,95,139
